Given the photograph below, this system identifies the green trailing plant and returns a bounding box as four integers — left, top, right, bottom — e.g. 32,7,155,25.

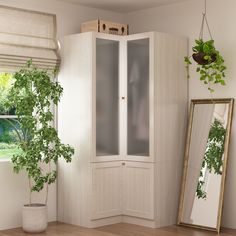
196,118,226,199
185,39,227,93
6,60,74,205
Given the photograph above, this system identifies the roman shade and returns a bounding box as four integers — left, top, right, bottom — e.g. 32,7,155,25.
0,5,60,71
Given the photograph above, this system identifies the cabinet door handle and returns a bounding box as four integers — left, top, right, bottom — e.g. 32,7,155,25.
122,162,125,166
121,97,125,100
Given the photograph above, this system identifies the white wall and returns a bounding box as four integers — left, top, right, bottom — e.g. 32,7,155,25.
126,0,236,229
0,0,124,39
0,161,57,230
0,0,123,230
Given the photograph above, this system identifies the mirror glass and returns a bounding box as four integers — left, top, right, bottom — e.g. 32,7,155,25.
179,99,234,232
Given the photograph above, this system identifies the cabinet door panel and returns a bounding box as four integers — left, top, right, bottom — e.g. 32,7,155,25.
92,162,122,219
96,38,119,157
123,162,154,219
127,38,150,157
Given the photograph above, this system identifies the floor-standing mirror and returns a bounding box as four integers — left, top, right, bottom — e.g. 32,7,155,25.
178,98,234,233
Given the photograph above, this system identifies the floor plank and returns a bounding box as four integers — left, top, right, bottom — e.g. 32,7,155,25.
0,222,236,236
98,223,236,236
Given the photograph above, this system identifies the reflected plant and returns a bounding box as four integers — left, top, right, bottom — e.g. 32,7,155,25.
196,118,226,199
196,170,207,199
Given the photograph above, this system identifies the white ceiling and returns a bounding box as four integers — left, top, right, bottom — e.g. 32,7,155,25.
58,0,191,13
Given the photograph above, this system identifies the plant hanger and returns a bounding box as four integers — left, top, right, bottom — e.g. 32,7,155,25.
199,0,213,40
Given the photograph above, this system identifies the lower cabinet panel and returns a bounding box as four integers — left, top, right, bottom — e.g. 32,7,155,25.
91,161,154,221
91,162,123,219
123,162,154,220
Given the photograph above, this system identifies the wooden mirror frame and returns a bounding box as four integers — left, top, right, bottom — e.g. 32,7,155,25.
178,98,234,233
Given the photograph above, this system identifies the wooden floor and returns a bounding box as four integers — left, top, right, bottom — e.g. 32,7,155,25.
0,222,236,236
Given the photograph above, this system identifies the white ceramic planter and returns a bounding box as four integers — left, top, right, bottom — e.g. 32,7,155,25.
22,204,48,233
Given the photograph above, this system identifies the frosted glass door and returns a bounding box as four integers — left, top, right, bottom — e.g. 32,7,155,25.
96,38,119,156
127,38,149,156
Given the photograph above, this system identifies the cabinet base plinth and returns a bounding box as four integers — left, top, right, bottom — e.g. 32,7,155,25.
90,215,156,228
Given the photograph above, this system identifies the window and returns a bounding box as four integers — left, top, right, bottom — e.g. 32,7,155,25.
0,6,60,159
0,72,22,159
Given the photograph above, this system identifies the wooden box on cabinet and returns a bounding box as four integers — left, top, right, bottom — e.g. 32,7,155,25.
58,31,188,229
81,20,129,35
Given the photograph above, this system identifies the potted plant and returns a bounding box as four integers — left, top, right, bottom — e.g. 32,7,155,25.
6,60,74,233
185,39,226,93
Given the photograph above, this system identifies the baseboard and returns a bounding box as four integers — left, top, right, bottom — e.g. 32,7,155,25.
122,215,156,228
58,215,156,229
90,216,122,228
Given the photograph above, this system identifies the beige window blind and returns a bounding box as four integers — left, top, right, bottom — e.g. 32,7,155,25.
0,5,60,71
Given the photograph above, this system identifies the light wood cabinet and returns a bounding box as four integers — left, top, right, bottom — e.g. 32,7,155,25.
58,32,188,228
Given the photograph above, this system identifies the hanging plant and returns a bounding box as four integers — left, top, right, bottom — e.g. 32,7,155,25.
185,0,227,93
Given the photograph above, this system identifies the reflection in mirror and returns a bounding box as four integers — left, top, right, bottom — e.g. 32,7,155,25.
178,99,234,233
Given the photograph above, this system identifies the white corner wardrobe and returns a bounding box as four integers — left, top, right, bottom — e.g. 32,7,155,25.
58,32,188,228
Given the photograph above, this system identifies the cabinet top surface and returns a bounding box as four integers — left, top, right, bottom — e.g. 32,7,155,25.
65,31,188,41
